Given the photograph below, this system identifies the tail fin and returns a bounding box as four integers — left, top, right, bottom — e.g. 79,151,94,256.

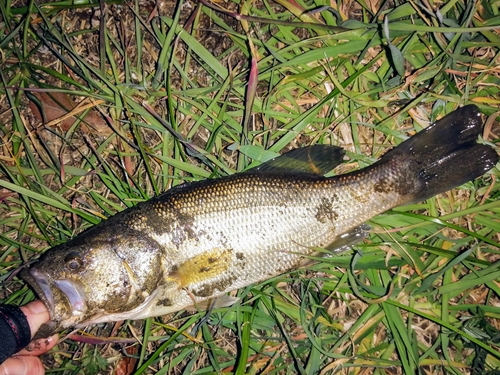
379,105,498,203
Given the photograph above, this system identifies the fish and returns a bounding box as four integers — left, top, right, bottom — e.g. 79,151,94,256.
21,104,498,336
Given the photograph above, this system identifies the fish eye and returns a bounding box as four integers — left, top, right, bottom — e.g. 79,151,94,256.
64,252,83,271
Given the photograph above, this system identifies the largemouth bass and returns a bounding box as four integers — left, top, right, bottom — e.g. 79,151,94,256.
21,105,498,335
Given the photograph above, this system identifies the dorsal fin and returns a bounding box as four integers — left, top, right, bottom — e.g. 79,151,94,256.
248,145,346,176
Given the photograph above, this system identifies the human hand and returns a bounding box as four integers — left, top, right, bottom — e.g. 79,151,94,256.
0,301,58,375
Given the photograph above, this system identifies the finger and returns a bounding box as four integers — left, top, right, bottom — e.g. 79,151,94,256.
0,356,45,375
18,302,59,355
16,334,58,356
19,302,49,338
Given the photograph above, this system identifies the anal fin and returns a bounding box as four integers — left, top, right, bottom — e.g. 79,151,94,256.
299,225,369,266
324,224,370,255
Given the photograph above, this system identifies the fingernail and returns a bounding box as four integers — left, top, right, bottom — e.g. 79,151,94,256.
25,334,58,352
25,301,48,315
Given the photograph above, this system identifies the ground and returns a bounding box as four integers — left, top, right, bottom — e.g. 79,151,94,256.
0,0,499,374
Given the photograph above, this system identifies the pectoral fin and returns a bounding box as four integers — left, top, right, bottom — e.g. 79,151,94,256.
169,248,233,288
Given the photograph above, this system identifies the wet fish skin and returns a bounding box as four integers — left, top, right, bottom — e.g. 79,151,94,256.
21,105,498,335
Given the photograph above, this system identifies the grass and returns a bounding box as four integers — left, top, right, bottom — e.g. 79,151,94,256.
0,0,499,374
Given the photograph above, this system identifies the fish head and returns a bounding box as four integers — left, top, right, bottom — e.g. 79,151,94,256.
21,223,164,331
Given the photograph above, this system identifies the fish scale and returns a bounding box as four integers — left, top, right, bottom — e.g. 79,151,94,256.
20,105,498,337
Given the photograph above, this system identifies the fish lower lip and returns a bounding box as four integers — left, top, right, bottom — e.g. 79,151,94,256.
54,280,86,313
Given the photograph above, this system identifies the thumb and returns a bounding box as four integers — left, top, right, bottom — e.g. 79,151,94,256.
17,301,58,356
0,356,45,375
19,301,50,338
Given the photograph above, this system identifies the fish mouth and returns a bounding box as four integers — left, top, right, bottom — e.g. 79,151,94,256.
21,267,86,327
53,279,86,314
